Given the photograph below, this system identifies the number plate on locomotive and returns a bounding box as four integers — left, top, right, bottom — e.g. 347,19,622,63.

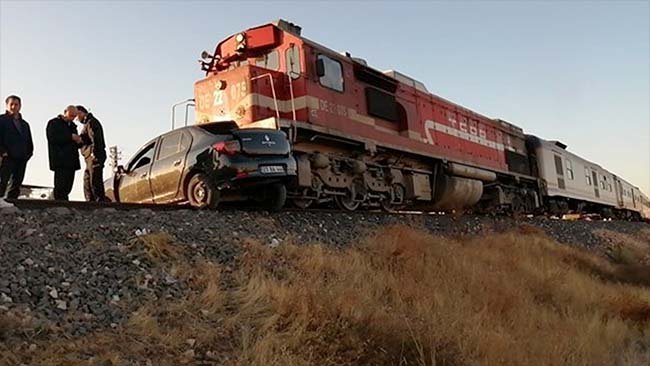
260,165,285,174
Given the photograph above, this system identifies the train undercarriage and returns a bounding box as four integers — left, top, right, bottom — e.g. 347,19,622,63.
283,125,541,214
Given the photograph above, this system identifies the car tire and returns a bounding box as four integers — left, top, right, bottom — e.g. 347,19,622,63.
265,183,287,212
186,173,219,209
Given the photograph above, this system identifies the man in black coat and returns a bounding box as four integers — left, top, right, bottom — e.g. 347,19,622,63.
0,95,34,199
46,105,82,201
76,105,108,202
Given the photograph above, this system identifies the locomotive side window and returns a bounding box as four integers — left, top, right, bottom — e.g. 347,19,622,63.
585,168,591,185
565,159,574,180
255,50,280,71
366,87,397,122
316,54,344,92
286,45,301,79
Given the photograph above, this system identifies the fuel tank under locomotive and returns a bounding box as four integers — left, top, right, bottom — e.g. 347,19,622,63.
412,163,496,211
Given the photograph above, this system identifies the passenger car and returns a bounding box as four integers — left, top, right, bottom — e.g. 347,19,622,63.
529,135,650,220
105,122,296,210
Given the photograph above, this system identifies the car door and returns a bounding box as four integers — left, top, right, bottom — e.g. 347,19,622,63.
149,130,192,203
118,141,157,203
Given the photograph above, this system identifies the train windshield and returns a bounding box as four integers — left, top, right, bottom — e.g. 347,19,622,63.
198,121,239,135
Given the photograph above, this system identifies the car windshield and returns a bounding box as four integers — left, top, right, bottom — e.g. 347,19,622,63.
197,121,239,135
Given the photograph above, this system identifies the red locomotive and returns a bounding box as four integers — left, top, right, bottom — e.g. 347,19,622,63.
193,20,648,218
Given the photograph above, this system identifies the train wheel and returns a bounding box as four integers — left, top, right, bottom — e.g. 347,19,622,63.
381,184,405,212
187,173,219,209
335,189,361,211
264,183,287,212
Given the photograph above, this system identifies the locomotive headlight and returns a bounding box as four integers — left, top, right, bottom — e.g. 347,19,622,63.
215,80,227,90
235,33,247,52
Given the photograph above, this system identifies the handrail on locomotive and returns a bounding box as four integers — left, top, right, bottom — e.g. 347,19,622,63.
171,98,195,130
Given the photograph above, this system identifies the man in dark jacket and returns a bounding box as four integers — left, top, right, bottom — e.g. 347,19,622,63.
0,95,34,199
46,105,82,200
76,105,108,202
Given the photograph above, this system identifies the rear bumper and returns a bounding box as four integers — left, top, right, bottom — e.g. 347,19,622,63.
210,154,297,189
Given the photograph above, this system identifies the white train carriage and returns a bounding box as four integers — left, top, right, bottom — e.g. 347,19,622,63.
530,136,646,219
638,192,650,220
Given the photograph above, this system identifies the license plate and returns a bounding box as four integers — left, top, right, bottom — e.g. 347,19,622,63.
260,165,285,174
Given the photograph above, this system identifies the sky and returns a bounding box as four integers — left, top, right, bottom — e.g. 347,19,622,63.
1,0,649,199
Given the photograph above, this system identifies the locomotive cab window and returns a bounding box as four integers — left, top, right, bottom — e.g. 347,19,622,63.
255,50,280,70
316,54,344,92
286,45,301,79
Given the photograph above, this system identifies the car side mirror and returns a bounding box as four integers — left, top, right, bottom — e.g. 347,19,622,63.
315,58,325,77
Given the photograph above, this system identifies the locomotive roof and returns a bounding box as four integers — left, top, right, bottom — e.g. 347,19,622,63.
283,22,523,133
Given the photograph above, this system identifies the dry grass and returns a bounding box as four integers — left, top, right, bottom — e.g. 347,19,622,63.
3,225,650,365
231,226,650,366
128,232,180,262
594,229,650,288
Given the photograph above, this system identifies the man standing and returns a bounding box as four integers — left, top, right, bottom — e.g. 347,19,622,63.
0,95,34,199
46,106,82,201
76,105,107,202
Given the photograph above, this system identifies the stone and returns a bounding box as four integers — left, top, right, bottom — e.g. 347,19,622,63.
0,206,19,215
55,300,67,310
269,238,280,248
1,293,12,303
49,207,71,215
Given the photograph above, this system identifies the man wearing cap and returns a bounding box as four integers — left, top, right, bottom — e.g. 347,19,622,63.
0,95,34,199
76,105,108,202
46,105,82,201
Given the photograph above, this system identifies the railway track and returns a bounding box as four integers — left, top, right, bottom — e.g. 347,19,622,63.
9,198,640,222
6,198,188,211
5,198,433,216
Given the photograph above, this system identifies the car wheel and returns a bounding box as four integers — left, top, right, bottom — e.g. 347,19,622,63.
186,173,219,209
265,183,287,212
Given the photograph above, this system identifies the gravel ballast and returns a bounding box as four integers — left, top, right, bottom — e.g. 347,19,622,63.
0,205,647,337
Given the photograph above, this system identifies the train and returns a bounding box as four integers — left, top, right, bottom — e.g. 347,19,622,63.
188,19,648,220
